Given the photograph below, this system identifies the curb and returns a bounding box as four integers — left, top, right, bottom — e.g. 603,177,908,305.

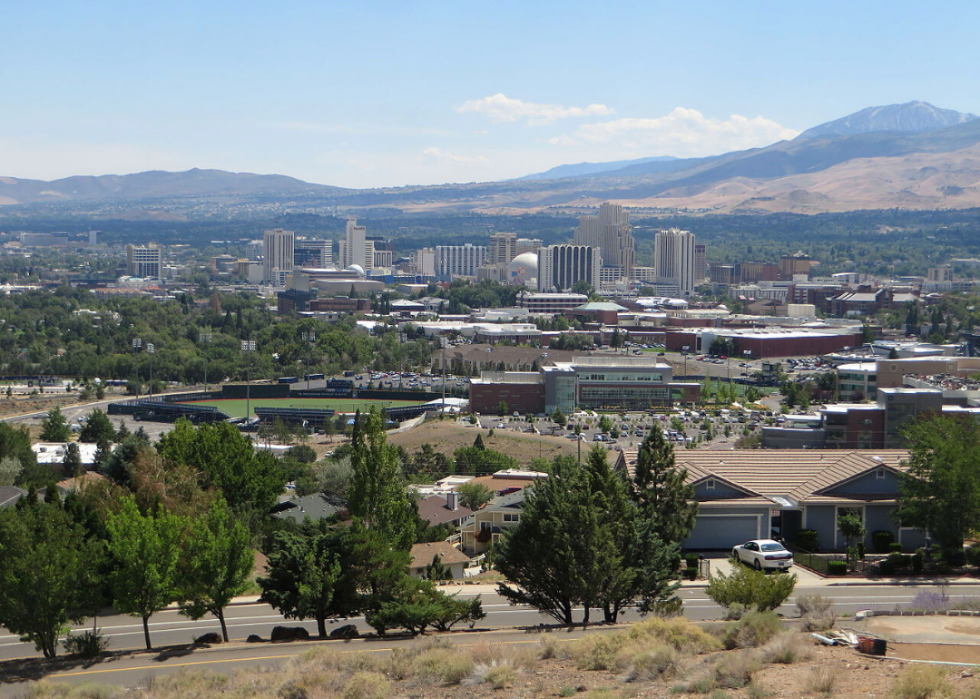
827,580,980,587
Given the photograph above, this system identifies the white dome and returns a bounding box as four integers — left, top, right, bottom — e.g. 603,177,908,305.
344,264,366,277
506,252,538,286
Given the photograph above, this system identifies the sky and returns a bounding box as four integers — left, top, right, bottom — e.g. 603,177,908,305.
2,0,979,189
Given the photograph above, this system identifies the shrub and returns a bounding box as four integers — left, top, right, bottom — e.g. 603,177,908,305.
624,645,679,682
759,632,812,664
805,666,837,696
879,558,897,575
712,651,763,689
342,672,391,699
826,560,848,576
889,542,904,553
942,548,966,568
906,591,949,613
705,564,797,613
476,663,517,689
966,543,980,567
722,611,783,649
686,566,699,581
872,529,895,554
64,630,109,658
891,665,954,699
911,552,924,573
796,595,836,632
795,529,819,551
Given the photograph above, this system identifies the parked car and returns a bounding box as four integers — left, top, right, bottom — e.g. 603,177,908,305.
731,539,794,571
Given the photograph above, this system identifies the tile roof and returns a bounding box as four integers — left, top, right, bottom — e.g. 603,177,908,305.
616,449,908,506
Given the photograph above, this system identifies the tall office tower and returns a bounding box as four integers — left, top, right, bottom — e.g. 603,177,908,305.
126,244,162,278
338,218,374,271
412,248,436,276
294,240,333,268
245,240,264,261
516,237,543,256
262,228,294,283
654,228,696,297
573,202,634,279
695,244,707,282
489,232,517,264
435,245,487,277
88,230,99,246
537,244,601,292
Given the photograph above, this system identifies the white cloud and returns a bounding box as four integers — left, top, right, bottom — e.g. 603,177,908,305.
420,147,489,166
456,93,614,126
554,107,799,157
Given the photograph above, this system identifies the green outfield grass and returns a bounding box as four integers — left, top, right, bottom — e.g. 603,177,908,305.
178,397,426,418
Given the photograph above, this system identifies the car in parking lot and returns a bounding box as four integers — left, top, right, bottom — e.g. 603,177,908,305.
731,539,794,571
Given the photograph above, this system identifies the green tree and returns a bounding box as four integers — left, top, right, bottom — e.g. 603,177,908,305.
366,577,484,635
0,501,104,658
453,445,518,476
598,415,613,434
897,415,980,552
62,442,84,478
837,510,866,569
472,433,486,450
630,424,699,545
78,409,117,444
105,497,186,650
347,408,416,551
0,456,22,486
457,482,493,511
705,564,797,614
39,407,71,442
156,419,287,521
551,408,567,427
178,498,255,642
425,554,451,581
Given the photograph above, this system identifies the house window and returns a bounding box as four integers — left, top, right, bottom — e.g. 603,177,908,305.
503,513,520,523
705,479,716,490
480,521,492,532
876,469,886,480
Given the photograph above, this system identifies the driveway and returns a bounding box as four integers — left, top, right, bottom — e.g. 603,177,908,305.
692,552,824,585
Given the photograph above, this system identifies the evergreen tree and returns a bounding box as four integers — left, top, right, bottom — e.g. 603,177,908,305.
39,407,71,442
62,442,84,478
105,497,186,650
630,424,698,545
347,408,416,551
78,409,117,444
472,433,486,450
178,498,254,642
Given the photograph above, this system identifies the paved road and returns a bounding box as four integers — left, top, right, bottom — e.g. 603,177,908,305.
1,393,176,441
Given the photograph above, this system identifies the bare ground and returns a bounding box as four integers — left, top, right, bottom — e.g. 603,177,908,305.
388,420,582,464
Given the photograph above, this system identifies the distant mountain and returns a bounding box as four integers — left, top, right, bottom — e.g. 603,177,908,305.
798,101,978,139
0,168,342,205
519,156,678,180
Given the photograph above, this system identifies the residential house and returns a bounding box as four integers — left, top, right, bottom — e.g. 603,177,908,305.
614,449,925,553
409,541,472,580
459,489,525,555
0,486,27,509
271,491,348,524
415,492,474,530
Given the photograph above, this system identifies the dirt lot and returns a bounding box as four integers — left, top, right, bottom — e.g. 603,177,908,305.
388,419,583,464
0,393,79,419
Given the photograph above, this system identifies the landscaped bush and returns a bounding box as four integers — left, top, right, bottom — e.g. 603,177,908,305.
911,552,923,573
966,543,980,567
889,542,904,553
63,630,109,658
795,529,819,551
826,560,848,576
942,548,966,568
872,529,895,553
878,558,896,575
705,564,797,613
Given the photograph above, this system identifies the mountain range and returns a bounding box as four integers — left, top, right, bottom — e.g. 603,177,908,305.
3,101,980,215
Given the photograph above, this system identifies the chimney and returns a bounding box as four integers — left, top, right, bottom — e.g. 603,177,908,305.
446,491,458,511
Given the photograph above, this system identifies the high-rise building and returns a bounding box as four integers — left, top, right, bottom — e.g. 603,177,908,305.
435,245,487,277
294,240,333,268
654,228,696,297
126,244,162,278
537,244,600,292
573,202,634,280
489,232,517,264
337,218,374,272
516,237,543,256
779,252,815,280
412,248,436,276
245,240,264,261
263,228,294,283
695,244,707,282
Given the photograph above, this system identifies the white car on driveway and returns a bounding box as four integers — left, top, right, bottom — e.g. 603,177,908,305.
731,539,794,571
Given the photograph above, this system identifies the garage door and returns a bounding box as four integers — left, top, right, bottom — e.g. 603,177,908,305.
684,515,759,551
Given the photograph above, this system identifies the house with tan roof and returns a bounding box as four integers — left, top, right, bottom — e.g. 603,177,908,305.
409,541,472,580
614,449,925,553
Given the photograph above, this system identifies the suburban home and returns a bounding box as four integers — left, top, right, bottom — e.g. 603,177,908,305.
409,541,472,580
414,492,474,530
464,469,547,495
270,491,348,524
32,442,102,468
614,449,926,553
459,489,525,555
0,486,27,509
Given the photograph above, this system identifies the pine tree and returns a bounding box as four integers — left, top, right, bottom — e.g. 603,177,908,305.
62,442,83,478
39,407,71,442
472,433,485,450
630,424,698,546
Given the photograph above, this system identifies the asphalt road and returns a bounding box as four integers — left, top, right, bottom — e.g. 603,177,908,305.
3,582,978,693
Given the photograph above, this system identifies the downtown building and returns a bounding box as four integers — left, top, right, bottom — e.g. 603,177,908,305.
435,244,487,278
126,244,162,279
573,202,634,282
654,228,697,297
537,244,600,292
263,228,294,284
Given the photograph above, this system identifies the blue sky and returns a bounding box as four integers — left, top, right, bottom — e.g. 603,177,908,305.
2,0,978,188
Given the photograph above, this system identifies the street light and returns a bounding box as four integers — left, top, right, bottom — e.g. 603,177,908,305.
200,331,213,393
242,340,256,421
132,338,142,397
146,343,155,396
302,331,316,389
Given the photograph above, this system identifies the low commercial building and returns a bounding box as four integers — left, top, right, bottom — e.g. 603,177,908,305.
469,372,545,415
665,327,864,358
516,292,588,313
837,362,878,400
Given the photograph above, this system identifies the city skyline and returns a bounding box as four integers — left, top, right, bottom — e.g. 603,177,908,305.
3,1,979,188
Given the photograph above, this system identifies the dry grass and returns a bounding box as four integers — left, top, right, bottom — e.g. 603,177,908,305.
387,419,580,463
891,665,956,699
797,595,837,633
758,631,813,665
804,666,837,696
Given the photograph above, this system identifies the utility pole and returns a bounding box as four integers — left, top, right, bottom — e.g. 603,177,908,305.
302,331,316,389
242,340,256,420
146,343,155,396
